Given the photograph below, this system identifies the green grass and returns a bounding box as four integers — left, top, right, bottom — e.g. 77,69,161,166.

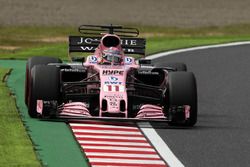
1,24,250,60
147,35,250,54
0,68,41,167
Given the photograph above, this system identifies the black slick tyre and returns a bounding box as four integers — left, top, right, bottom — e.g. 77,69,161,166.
28,65,60,118
25,56,62,106
168,72,197,126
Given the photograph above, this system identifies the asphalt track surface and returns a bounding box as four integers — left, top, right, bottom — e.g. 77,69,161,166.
151,44,250,167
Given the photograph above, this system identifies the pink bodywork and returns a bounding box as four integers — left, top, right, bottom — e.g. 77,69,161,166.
59,34,166,119
85,42,136,116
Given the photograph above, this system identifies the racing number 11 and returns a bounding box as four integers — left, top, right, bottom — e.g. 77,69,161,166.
104,85,125,92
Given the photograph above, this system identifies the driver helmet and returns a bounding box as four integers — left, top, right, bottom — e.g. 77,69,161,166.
101,47,123,64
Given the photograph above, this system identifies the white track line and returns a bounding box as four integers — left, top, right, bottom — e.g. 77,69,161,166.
147,41,250,60
138,122,184,167
142,41,250,167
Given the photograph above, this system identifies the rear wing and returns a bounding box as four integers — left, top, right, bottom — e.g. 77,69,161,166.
69,36,146,55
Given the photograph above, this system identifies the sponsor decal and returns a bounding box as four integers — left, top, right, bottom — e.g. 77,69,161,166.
102,70,124,75
126,48,135,53
138,71,159,75
104,81,122,85
74,37,141,47
36,100,43,114
62,69,86,72
105,76,122,84
109,100,118,107
104,94,123,99
125,57,133,64
80,46,95,51
120,39,137,46
184,105,191,119
108,76,118,81
104,94,121,107
77,37,99,45
89,56,97,63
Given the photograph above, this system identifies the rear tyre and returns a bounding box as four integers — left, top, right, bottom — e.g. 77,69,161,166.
168,72,197,126
25,56,62,106
28,65,60,118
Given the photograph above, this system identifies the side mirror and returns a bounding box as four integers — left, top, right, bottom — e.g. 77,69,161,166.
139,59,151,65
72,57,85,62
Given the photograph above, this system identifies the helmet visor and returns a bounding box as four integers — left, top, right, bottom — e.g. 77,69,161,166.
103,53,122,63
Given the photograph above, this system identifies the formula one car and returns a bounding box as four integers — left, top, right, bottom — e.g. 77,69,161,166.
25,25,197,126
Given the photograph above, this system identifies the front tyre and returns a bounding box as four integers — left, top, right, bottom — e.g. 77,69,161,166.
168,72,197,126
25,56,62,106
28,65,60,118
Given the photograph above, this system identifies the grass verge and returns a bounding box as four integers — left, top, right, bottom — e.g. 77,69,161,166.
1,24,250,60
0,68,41,167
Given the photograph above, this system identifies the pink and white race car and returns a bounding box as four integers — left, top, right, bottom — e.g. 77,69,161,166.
25,25,197,126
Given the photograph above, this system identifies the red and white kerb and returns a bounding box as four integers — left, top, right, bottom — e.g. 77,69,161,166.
69,122,168,167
